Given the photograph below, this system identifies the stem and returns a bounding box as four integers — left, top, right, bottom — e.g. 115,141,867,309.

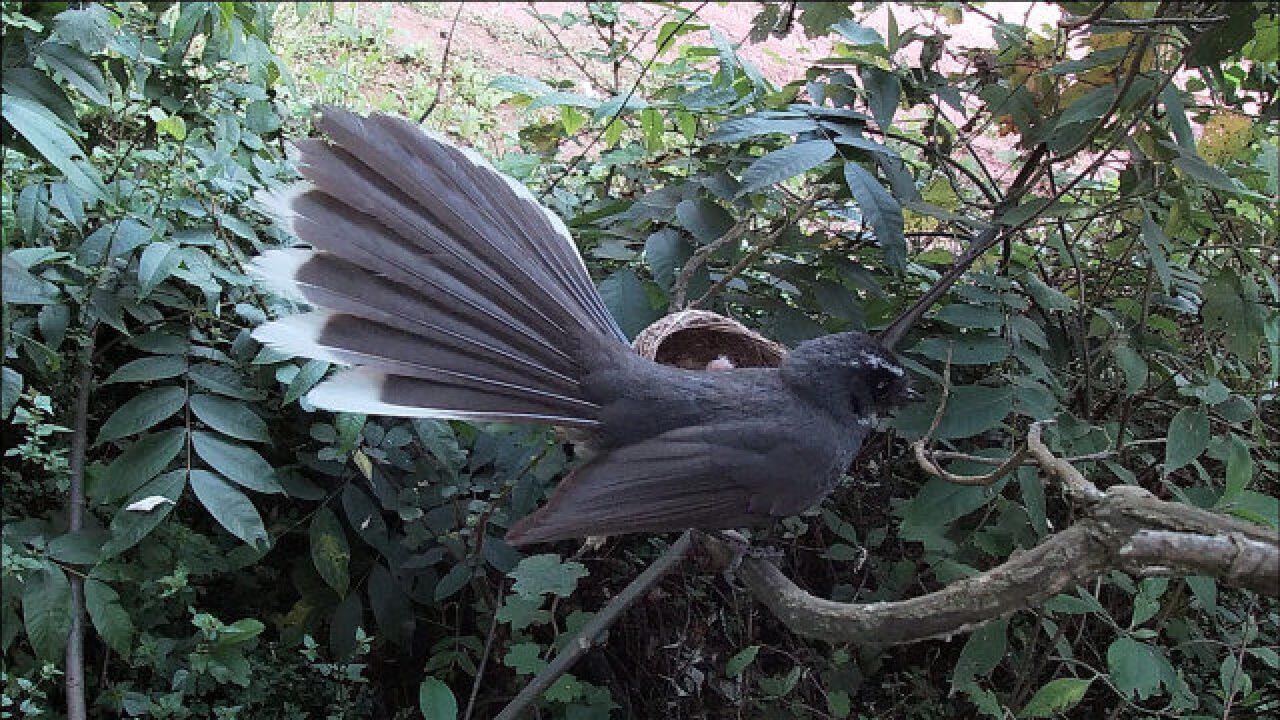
64,327,97,720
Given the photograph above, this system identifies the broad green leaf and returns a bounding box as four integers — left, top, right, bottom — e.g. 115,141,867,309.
1221,434,1253,501
496,594,550,631
952,619,1008,690
97,427,186,502
191,431,282,493
367,563,414,645
37,42,109,104
644,228,693,292
709,115,819,143
1112,345,1148,393
1164,406,1209,473
284,359,329,405
1201,270,1266,360
418,677,458,720
509,553,589,599
832,19,884,47
190,470,268,546
310,506,350,596
102,470,186,557
101,355,188,385
434,563,472,601
911,336,1009,365
189,361,265,400
1,367,21,419
503,642,546,675
189,393,270,443
84,578,134,657
95,386,186,445
1140,207,1172,294
329,592,363,659
844,161,905,270
891,385,1014,440
726,645,760,678
598,268,660,339
22,560,71,662
1,93,106,200
1019,677,1092,717
137,241,180,298
1022,274,1075,311
860,66,900,130
1108,637,1163,700
2,252,59,304
47,529,107,564
1173,151,1246,193
935,304,1005,329
738,140,836,195
675,198,734,243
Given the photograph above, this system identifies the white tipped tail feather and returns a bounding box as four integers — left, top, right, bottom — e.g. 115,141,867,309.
249,107,624,427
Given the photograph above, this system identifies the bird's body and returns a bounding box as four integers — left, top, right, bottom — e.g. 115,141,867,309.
251,108,913,546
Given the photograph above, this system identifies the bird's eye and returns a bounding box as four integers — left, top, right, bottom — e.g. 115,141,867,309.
874,378,889,394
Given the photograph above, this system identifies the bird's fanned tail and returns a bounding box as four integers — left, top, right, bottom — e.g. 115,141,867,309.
251,107,626,427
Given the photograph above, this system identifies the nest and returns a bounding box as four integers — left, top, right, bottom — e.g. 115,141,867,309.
632,309,787,369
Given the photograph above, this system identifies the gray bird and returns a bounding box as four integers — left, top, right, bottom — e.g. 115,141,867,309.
251,108,916,546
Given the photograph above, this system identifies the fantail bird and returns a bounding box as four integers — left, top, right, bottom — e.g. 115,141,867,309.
250,108,917,546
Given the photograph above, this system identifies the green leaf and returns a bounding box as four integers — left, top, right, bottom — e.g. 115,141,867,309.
935,304,1005,330
1,93,106,200
891,385,1014,440
709,115,819,143
284,359,329,405
644,228,693,292
37,42,109,104
189,393,270,443
860,66,900,130
598,268,660,339
310,506,350,596
1019,677,1092,717
95,386,187,446
2,367,22,419
190,470,269,546
1108,637,1163,700
911,336,1009,365
191,430,282,493
1112,345,1148,393
675,198,734,243
1139,207,1172,294
367,563,414,645
189,362,265,400
952,619,1008,690
1201,270,1266,360
1022,274,1075,311
1164,406,1209,473
509,553,589,599
329,592,363,659
3,252,60,304
844,162,905,270
96,427,186,502
137,241,180,298
503,642,547,675
832,19,884,47
726,645,760,677
496,594,550,631
434,563,472,601
102,355,188,385
738,140,836,195
1173,151,1246,193
418,677,458,720
47,529,107,564
84,578,134,657
102,469,186,557
1221,434,1253,502
22,561,72,662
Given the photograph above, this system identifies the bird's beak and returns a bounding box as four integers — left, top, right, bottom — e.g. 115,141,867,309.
904,387,924,402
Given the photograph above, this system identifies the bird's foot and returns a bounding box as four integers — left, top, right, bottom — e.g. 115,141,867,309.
711,530,782,586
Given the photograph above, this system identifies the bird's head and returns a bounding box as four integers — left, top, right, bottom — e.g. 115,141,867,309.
780,332,919,422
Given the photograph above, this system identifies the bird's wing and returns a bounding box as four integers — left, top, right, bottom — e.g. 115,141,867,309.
504,423,830,545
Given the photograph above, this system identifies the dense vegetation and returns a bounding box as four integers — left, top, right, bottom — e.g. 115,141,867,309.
2,2,1276,718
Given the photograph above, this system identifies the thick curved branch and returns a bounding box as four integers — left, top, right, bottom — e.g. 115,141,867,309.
702,422,1278,646
701,485,1277,645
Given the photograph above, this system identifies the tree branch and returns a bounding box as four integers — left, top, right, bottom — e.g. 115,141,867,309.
699,424,1278,646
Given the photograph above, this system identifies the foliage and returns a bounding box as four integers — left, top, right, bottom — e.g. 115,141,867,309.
2,1,1277,718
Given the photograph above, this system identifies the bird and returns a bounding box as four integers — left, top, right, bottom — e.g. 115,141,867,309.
249,107,917,546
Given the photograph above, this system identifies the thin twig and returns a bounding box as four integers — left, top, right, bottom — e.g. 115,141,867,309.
670,219,752,309
63,328,96,720
418,3,465,123
494,531,695,720
463,580,504,720
538,2,708,201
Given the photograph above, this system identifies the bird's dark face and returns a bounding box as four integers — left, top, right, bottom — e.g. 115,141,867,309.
780,332,919,421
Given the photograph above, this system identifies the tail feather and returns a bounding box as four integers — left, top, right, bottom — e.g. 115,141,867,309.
251,107,624,425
